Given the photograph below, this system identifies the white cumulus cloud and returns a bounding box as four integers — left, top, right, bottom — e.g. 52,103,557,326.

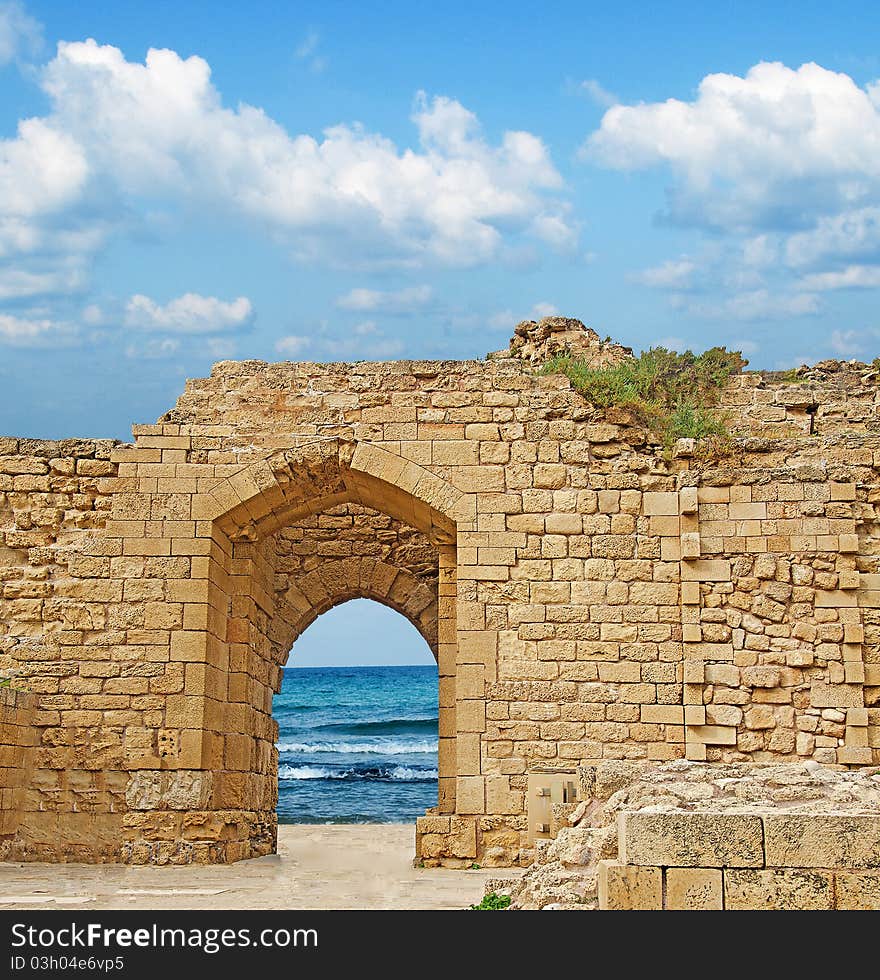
0,312,73,346
275,320,402,360
635,258,696,289
335,284,433,313
576,79,618,108
124,293,254,333
8,41,570,270
530,301,559,318
800,265,880,290
674,289,820,321
276,335,312,356
586,61,880,322
0,0,41,65
587,61,880,232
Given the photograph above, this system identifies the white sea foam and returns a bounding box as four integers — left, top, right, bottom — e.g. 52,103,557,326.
387,766,439,781
276,739,438,755
278,764,438,782
279,765,334,780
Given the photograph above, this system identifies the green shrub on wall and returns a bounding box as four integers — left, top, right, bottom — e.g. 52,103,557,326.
541,346,746,449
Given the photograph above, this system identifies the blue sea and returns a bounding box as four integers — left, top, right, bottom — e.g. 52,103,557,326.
274,665,439,823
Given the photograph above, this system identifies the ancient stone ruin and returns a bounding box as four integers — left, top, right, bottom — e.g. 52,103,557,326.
500,759,880,909
1,317,879,888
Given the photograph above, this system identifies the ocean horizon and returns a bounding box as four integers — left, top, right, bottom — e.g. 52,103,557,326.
273,664,439,824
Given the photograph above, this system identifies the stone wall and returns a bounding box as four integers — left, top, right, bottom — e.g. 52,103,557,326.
0,686,36,847
0,319,879,866
601,810,880,910
505,759,880,909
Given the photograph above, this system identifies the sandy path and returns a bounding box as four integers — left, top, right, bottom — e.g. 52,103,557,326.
0,825,521,910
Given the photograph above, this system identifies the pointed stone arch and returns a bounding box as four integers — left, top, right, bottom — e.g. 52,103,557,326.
272,556,438,660
192,438,475,545
167,437,469,860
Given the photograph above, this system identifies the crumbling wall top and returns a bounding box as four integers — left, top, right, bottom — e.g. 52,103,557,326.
504,316,633,367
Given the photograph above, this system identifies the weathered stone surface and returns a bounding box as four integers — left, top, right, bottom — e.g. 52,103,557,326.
619,811,764,868
510,761,880,908
763,814,880,869
125,771,213,811
507,317,632,368
665,867,723,910
724,869,833,910
598,860,662,910
834,871,880,909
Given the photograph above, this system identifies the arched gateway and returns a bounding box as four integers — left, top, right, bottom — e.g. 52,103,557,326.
121,438,471,864
1,318,879,867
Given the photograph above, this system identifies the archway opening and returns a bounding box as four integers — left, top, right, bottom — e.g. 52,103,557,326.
274,598,439,825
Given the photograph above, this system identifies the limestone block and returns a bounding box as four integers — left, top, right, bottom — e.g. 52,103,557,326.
125,770,213,811
640,705,683,725
763,814,880,869
598,860,662,910
836,746,873,764
456,776,485,814
842,642,863,662
830,482,857,501
661,538,681,561
844,624,865,643
816,590,857,608
835,872,880,909
681,582,701,605
665,868,722,910
643,492,679,516
681,559,731,582
680,533,701,559
585,423,619,443
809,681,864,708
684,643,734,663
705,704,742,727
684,706,706,726
686,725,737,745
741,665,780,688
679,487,698,515
618,811,764,868
649,515,679,536
697,487,729,502
845,726,869,747
592,761,653,799
533,464,566,489
724,869,833,910
729,502,766,520
846,707,869,727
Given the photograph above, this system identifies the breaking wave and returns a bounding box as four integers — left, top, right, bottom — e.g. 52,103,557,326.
278,764,438,782
277,739,438,755
313,717,438,735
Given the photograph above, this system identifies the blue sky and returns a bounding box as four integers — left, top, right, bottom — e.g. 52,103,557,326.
3,1,880,440
290,599,435,668
4,2,880,662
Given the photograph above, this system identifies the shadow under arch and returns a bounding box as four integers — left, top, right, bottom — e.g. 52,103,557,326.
187,437,467,859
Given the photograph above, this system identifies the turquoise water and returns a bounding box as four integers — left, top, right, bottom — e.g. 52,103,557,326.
273,665,439,823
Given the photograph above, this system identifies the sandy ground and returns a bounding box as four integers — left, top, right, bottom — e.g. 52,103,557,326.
0,825,522,910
